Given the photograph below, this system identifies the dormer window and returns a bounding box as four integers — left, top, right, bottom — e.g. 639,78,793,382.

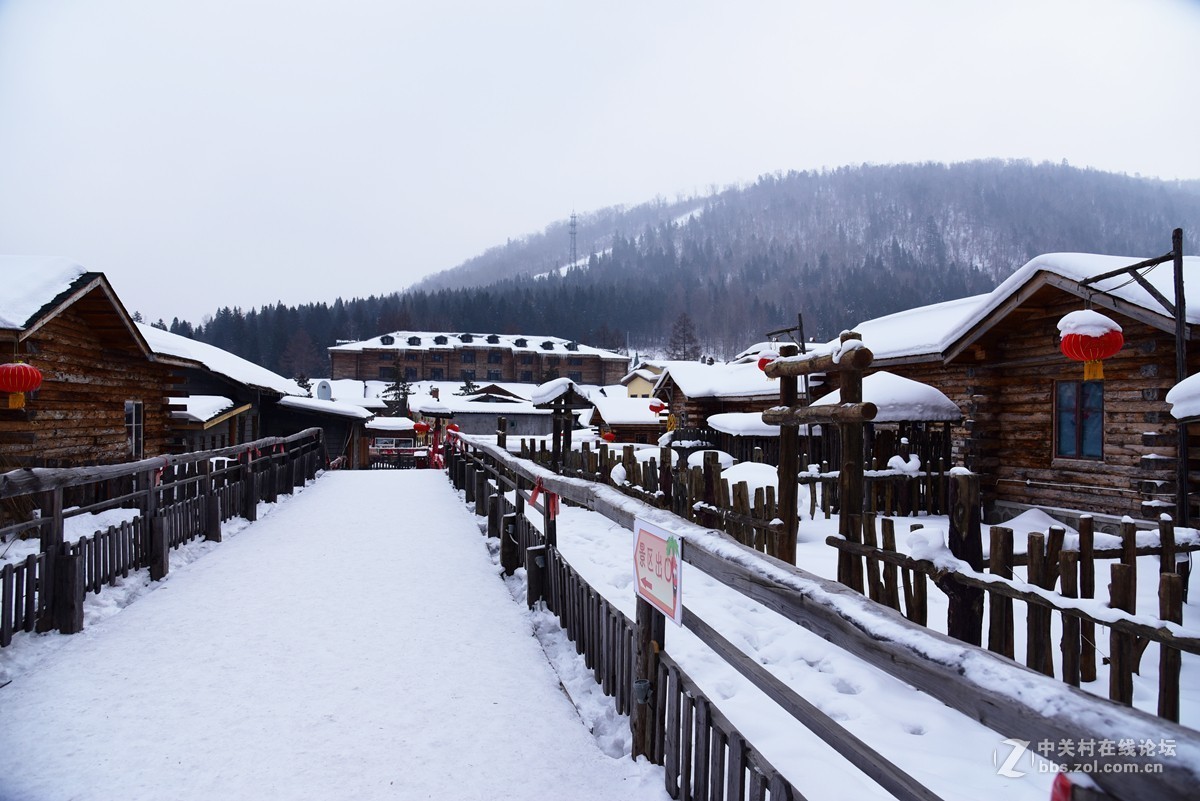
566,341,579,351
461,333,474,343
434,335,448,345
407,336,421,346
541,341,554,350
486,334,500,344
380,335,395,346
514,338,527,348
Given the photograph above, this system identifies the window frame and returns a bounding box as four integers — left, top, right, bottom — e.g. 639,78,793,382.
1053,379,1104,461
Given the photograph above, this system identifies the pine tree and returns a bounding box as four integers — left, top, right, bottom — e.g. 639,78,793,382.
666,313,701,360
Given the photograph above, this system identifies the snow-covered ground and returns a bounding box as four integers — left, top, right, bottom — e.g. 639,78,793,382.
1,468,1193,801
0,472,667,801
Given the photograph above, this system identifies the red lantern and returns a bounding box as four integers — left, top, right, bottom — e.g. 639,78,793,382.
413,421,430,435
446,423,460,433
648,400,666,414
1058,311,1123,380
601,431,616,442
757,349,779,372
0,361,43,409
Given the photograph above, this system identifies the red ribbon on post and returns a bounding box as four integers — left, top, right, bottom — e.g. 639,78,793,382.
530,478,559,520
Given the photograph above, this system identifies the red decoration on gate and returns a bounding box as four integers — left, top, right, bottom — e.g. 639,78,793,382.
0,361,43,409
446,423,460,433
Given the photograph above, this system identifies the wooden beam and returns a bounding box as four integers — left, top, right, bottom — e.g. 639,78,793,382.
763,345,873,378
762,401,877,426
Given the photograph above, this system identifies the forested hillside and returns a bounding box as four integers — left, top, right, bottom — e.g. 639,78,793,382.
170,160,1200,377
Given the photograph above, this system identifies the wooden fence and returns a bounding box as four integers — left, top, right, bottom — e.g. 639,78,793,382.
447,436,1200,801
0,429,325,647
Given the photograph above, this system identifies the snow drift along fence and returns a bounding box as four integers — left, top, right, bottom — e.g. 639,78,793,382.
448,436,1200,801
0,428,325,646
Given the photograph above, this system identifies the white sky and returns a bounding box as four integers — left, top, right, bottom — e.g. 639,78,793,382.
0,0,1197,325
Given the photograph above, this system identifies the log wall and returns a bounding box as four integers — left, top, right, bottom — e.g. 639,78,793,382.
0,307,174,468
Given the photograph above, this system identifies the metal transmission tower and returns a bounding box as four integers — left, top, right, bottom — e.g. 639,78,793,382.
569,212,578,269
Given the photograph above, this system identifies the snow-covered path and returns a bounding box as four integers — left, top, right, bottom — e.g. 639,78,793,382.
0,472,667,801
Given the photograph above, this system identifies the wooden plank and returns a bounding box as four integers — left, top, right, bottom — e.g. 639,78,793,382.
726,731,747,801
665,665,682,798
1159,573,1183,722
683,609,944,801
1,562,13,647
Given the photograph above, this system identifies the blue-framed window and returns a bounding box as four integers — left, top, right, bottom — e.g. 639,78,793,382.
1055,380,1103,459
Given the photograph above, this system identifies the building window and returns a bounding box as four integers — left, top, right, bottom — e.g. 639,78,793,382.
405,352,419,361
430,367,444,380
379,367,395,381
487,370,502,381
125,400,144,460
568,371,583,382
520,371,533,382
546,356,560,366
461,370,476,381
429,353,444,362
378,353,392,361
487,350,503,364
1055,380,1103,459
461,351,476,363
520,354,533,365
404,367,417,380
567,357,583,366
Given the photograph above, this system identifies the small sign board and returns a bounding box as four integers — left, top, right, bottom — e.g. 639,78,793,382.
634,517,683,626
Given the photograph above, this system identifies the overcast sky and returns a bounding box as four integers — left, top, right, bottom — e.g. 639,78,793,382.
0,0,1197,325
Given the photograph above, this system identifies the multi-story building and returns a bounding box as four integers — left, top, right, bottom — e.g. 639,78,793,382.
328,331,628,387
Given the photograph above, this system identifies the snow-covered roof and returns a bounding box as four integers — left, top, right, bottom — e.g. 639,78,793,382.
168,395,236,424
812,370,961,422
0,256,88,329
1167,373,1200,420
365,416,416,432
327,330,627,360
413,399,452,417
707,412,781,437
138,324,304,397
591,396,662,426
837,294,988,363
276,395,374,419
838,252,1200,365
619,368,660,385
655,362,780,400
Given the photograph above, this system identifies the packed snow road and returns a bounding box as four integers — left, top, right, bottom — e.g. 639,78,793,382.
0,471,667,801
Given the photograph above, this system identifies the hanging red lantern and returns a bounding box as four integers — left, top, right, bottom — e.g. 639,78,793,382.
0,361,43,409
648,400,666,414
446,423,460,433
1057,310,1124,380
601,431,616,442
757,349,779,372
413,421,430,435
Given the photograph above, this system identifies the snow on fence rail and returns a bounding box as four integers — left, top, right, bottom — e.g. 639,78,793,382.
0,429,325,646
447,435,1200,801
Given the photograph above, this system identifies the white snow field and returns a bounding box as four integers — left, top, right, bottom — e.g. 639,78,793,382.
0,471,668,801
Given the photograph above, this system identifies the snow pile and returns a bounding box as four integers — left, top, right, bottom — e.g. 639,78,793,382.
364,416,416,432
813,371,960,422
708,411,784,437
886,453,922,475
277,395,374,419
1167,373,1200,420
1056,309,1122,337
532,377,578,405
686,449,734,469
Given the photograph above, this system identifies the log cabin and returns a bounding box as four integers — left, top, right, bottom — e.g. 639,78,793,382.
589,395,664,445
834,250,1200,530
0,259,174,468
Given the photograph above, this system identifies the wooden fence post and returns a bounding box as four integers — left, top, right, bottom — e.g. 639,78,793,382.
500,513,520,576
1079,515,1097,682
942,471,983,645
52,549,84,635
202,459,222,542
631,596,665,763
1060,552,1081,687
241,454,257,522
497,417,508,451
987,526,1015,659
776,343,800,565
1109,563,1136,705
35,487,65,633
1159,572,1183,721
526,544,547,608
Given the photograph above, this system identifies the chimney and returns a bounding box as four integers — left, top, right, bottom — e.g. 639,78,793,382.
431,387,439,400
